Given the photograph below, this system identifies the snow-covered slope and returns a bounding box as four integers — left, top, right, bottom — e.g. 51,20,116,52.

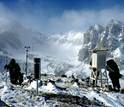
0,19,47,51
48,31,83,59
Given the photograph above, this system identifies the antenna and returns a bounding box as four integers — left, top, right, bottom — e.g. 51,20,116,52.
25,46,30,76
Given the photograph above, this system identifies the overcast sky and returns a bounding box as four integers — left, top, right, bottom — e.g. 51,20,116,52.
0,0,124,36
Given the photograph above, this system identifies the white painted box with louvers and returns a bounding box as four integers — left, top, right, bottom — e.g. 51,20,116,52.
92,51,106,68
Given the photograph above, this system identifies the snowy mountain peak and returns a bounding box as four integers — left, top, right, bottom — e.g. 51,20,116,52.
0,19,26,33
83,24,104,48
0,19,48,53
94,24,104,31
78,19,124,71
106,19,124,38
108,19,124,27
49,31,84,45
0,18,10,25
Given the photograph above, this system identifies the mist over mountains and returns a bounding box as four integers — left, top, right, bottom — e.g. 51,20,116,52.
0,18,124,78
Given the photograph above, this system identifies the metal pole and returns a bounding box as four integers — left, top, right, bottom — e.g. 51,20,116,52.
25,46,30,76
36,79,38,96
25,54,28,75
5,53,7,84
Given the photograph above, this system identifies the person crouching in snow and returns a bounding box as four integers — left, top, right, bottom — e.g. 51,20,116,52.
106,59,122,92
4,58,23,85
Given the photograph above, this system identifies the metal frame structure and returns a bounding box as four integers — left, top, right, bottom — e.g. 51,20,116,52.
89,49,108,87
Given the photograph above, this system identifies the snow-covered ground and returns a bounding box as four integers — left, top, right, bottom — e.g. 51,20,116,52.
0,72,124,107
0,36,124,107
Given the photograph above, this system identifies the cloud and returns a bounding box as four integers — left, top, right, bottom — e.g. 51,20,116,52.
98,6,124,26
0,3,15,20
49,6,124,34
1,1,124,37
0,1,47,33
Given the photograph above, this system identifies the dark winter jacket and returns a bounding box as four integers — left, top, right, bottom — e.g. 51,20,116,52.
106,59,122,79
4,59,22,84
106,59,122,90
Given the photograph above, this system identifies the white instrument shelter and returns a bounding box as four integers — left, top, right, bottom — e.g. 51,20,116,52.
89,49,108,87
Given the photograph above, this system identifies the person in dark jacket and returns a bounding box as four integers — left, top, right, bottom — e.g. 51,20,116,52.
4,58,23,85
106,59,122,92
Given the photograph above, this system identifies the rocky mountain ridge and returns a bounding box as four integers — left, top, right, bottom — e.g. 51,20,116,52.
78,19,124,71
